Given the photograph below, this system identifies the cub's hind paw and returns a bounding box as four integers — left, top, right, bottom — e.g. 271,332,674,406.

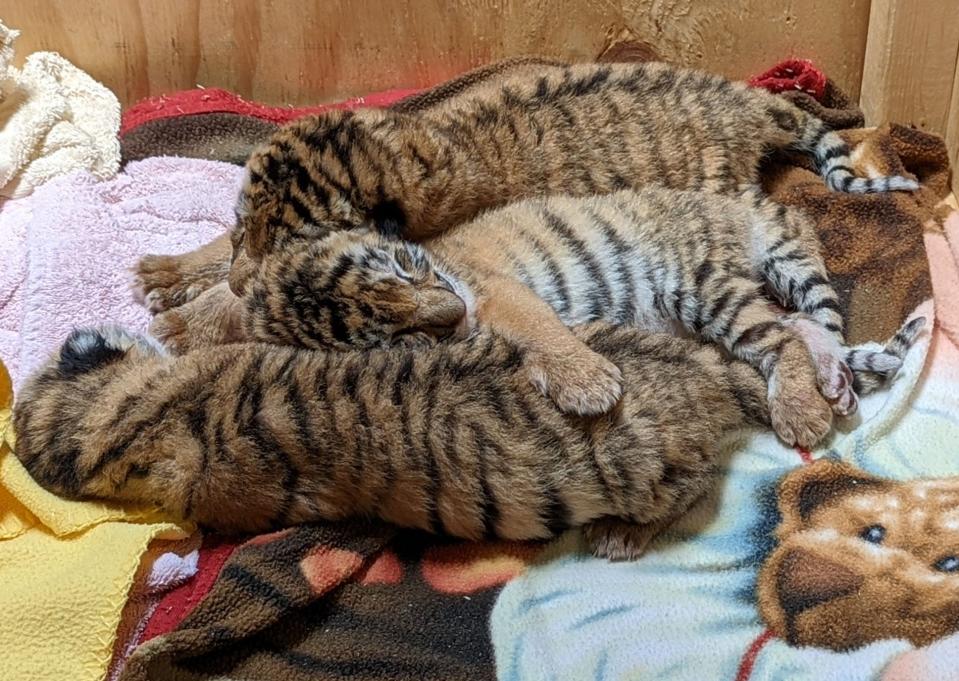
768,345,833,448
149,308,192,355
526,350,623,417
781,316,858,417
148,283,244,355
584,518,663,561
816,354,858,417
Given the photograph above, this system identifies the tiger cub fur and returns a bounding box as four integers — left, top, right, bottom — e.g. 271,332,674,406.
15,323,775,560
241,186,881,447
227,61,916,295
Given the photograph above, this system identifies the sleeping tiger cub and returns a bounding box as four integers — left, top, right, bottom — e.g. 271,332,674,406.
224,60,917,295
12,318,922,560
15,323,776,560
236,186,888,448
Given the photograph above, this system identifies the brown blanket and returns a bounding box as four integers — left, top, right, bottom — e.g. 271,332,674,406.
117,51,949,681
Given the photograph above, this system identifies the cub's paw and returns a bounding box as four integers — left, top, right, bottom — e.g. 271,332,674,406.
149,308,193,355
133,254,227,313
815,352,858,417
584,518,662,561
526,349,623,417
781,316,858,417
133,254,200,313
768,348,833,448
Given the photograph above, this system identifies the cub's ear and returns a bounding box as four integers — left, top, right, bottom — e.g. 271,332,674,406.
777,459,885,528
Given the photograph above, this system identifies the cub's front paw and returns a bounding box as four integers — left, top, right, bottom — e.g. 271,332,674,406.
526,350,623,416
133,254,200,313
133,254,228,313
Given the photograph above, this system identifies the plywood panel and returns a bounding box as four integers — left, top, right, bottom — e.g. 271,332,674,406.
947,46,959,195
3,0,870,107
860,0,959,134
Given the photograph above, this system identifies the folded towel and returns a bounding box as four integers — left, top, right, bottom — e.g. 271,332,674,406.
0,21,120,199
0,357,190,681
0,157,242,390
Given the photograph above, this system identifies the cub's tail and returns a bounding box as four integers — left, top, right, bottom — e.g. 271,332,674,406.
846,316,926,394
766,96,919,194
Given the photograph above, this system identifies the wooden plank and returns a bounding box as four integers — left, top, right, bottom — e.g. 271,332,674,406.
3,0,871,107
860,0,959,135
948,45,959,195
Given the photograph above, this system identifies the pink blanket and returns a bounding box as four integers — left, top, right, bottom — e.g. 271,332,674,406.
0,158,242,389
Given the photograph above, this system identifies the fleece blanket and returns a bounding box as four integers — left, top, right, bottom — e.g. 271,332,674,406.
94,57,954,680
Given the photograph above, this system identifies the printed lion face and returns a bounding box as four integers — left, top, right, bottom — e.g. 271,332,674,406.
757,459,959,650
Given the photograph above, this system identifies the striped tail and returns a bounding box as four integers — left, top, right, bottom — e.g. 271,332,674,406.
847,316,926,394
795,117,919,193
766,95,920,194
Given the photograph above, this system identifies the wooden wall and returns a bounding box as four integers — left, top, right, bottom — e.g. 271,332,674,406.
4,0,871,106
3,0,956,191
860,0,959,195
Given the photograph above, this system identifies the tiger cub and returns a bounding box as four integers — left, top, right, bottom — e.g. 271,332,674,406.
224,60,916,295
239,186,880,448
15,323,777,560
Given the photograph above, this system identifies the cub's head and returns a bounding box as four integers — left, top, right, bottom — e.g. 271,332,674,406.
230,108,410,296
12,326,167,498
243,231,475,351
757,459,959,650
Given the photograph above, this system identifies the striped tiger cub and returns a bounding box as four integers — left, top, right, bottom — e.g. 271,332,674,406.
240,186,915,448
15,323,776,560
226,60,917,295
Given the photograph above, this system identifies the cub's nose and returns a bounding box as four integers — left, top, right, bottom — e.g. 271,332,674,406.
413,287,467,340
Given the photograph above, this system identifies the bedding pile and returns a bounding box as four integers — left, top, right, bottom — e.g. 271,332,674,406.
0,43,957,680
0,20,120,199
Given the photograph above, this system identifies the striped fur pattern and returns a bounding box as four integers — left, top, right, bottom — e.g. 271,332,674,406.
245,186,873,447
229,61,917,294
14,323,771,560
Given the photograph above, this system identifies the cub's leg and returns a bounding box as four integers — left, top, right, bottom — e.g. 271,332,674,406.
699,276,832,447
133,233,233,313
479,276,623,416
751,199,844,338
150,282,247,354
740,193,856,415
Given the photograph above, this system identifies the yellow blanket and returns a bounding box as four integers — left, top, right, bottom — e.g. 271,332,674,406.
0,359,190,681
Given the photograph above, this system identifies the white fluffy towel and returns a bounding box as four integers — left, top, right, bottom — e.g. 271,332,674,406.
0,20,120,198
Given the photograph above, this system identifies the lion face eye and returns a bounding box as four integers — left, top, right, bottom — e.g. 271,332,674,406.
859,524,886,544
933,556,959,573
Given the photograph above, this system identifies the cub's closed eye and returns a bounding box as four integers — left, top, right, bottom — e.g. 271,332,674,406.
859,524,885,544
933,555,959,573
